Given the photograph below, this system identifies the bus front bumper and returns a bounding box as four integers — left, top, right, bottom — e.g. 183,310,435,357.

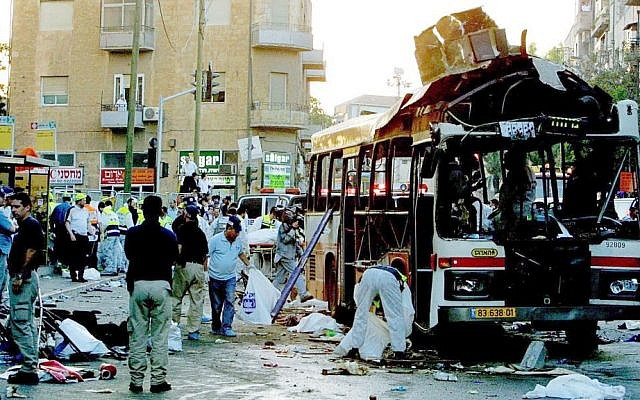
440,305,640,323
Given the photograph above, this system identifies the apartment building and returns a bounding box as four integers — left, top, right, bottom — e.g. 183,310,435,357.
564,0,640,76
8,0,325,196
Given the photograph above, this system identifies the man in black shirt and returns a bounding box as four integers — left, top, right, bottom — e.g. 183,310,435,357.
124,195,178,394
171,205,208,340
7,192,44,385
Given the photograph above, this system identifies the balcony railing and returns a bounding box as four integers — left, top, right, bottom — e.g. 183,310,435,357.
592,8,610,37
251,22,313,51
250,101,309,129
100,25,155,52
101,104,145,129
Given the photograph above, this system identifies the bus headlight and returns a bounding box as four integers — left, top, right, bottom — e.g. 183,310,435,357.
610,279,638,295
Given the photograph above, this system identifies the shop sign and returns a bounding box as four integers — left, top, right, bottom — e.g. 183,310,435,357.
263,164,291,189
101,168,154,185
50,167,83,185
264,151,290,165
179,150,222,174
209,175,236,186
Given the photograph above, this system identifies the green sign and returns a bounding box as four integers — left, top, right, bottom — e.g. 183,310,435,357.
263,163,291,188
180,150,222,174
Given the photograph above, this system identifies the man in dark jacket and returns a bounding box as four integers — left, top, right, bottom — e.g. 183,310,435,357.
171,205,208,340
125,195,178,394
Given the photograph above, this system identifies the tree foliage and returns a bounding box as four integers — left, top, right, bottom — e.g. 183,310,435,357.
308,96,332,128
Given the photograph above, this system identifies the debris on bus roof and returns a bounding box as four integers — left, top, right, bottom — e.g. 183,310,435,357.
414,7,517,85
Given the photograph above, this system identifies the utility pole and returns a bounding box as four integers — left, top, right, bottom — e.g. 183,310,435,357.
194,0,205,165
246,0,254,194
124,0,142,193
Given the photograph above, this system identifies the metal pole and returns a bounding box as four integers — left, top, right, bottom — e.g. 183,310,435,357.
124,0,142,192
155,96,164,192
246,0,254,194
155,88,196,193
194,0,205,164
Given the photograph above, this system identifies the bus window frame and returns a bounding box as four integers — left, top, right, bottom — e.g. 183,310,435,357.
357,145,373,210
307,154,317,211
370,141,389,210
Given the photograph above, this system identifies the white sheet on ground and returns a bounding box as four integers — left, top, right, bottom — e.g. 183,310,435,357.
57,318,109,358
523,373,626,400
287,312,339,333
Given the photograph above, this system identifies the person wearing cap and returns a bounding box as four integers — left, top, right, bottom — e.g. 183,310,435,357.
49,194,72,268
208,215,250,337
125,195,177,394
171,205,208,340
98,200,122,275
274,208,313,303
6,192,44,385
65,193,91,282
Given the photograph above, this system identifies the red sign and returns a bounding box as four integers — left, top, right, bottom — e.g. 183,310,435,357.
619,171,636,193
100,168,155,185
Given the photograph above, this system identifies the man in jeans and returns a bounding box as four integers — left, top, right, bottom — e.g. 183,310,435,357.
7,192,44,385
125,195,178,393
208,215,250,337
172,205,208,340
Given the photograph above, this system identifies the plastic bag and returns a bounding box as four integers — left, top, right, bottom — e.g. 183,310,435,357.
168,321,182,352
56,318,109,358
523,373,626,400
237,268,280,325
83,268,101,281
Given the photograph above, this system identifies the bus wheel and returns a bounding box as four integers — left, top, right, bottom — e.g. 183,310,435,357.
566,321,599,357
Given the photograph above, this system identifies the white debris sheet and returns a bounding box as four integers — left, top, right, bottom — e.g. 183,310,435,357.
523,373,625,400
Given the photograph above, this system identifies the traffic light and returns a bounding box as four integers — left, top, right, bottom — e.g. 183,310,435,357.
0,97,6,116
246,166,258,183
161,161,169,178
147,147,157,168
203,63,220,102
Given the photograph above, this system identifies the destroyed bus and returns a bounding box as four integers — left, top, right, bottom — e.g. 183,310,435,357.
304,10,640,353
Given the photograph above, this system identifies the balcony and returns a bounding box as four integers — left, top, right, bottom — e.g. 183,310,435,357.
101,104,145,130
304,69,326,82
250,102,309,129
302,49,325,70
251,23,313,51
592,8,610,38
623,39,640,61
100,25,155,52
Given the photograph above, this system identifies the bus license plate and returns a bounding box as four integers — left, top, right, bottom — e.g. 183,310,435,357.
471,307,516,319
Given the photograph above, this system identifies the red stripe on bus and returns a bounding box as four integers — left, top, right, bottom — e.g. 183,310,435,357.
448,257,505,268
591,256,640,268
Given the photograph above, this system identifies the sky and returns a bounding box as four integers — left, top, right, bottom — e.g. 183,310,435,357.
0,0,577,113
310,0,577,113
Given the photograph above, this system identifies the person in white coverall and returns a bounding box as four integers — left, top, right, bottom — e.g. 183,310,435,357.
339,265,407,359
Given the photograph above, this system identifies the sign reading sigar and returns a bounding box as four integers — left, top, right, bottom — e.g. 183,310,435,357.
471,248,498,258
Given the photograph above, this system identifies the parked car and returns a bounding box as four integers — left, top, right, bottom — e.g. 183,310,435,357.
236,189,305,228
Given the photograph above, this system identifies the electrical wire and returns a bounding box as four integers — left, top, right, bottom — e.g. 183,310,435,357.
157,0,177,52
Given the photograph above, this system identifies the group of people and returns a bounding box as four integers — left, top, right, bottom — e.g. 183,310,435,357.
10,188,314,392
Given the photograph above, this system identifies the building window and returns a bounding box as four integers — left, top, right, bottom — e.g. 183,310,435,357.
41,152,75,166
205,72,226,103
41,76,69,106
101,152,147,168
102,0,153,30
270,72,287,104
206,0,231,26
113,74,144,105
40,1,74,31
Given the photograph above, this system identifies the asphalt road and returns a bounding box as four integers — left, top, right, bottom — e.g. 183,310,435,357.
0,272,637,399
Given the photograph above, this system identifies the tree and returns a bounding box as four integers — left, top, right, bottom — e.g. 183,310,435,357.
0,43,8,115
527,42,538,57
308,96,332,129
545,45,565,65
587,68,638,103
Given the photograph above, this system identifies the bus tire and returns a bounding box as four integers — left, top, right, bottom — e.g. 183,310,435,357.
566,321,599,357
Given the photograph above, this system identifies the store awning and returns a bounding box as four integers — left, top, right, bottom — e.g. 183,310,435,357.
0,155,59,167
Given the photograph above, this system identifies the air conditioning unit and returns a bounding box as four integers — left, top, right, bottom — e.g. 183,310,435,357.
143,106,159,122
219,163,237,175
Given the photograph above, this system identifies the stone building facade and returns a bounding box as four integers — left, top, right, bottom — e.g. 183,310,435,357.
8,0,325,196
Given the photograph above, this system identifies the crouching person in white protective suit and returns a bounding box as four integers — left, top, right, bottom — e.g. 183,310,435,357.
335,265,410,360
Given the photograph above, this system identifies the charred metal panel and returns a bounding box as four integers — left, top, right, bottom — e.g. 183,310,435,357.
505,239,591,306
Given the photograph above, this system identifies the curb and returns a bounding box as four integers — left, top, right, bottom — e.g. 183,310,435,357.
40,275,126,300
